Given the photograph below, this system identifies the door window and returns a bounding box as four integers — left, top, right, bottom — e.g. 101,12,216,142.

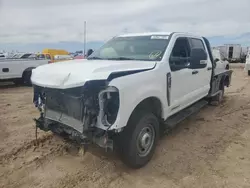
169,37,191,71
189,38,208,68
190,38,205,50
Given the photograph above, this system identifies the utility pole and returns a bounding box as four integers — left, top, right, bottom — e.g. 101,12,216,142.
83,21,86,57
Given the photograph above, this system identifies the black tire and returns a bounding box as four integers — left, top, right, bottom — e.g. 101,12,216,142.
23,71,32,86
248,70,250,76
215,84,225,103
116,111,159,169
226,64,229,70
13,78,24,85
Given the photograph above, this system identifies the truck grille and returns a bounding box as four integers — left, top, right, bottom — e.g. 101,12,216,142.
45,91,84,121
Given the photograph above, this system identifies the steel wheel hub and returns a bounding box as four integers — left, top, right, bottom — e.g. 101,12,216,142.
137,125,155,157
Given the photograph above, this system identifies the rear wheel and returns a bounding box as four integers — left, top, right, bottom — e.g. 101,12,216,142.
215,85,225,103
23,71,32,86
248,70,250,76
209,82,225,106
13,78,24,85
116,111,159,169
226,64,229,70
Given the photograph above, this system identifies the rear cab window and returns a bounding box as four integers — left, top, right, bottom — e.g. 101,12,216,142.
188,37,208,67
189,38,205,50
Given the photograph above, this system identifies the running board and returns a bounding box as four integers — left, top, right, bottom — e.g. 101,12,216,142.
164,100,208,129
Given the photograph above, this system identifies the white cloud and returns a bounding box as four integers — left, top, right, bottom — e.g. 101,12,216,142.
0,0,250,44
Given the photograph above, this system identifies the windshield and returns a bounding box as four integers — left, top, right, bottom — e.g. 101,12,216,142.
20,53,33,58
88,35,169,61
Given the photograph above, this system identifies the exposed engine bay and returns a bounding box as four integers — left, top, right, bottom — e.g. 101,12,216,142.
33,80,120,150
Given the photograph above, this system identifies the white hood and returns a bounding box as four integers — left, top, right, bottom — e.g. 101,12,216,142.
31,59,156,89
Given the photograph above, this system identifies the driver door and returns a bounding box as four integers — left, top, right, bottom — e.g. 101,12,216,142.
168,37,196,114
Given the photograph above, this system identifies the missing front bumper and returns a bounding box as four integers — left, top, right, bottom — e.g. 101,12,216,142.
32,83,119,151
45,108,85,134
34,116,114,151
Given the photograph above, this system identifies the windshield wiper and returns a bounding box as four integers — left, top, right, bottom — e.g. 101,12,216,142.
107,57,137,60
88,56,142,61
87,56,103,60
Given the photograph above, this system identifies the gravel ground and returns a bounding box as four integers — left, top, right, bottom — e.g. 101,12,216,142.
0,64,250,188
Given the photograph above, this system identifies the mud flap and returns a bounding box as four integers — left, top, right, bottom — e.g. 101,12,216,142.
209,89,224,106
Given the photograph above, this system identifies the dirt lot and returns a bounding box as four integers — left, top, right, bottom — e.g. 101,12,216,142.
0,64,250,188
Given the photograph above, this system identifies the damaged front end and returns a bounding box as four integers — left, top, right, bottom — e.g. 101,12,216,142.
33,80,120,151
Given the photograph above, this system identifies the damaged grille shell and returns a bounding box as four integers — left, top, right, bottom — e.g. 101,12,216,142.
33,80,120,134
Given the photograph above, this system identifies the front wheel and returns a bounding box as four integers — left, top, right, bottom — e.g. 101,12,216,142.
116,111,159,169
23,71,32,86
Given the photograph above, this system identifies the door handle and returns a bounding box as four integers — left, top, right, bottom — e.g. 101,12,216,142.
192,70,199,75
207,67,212,70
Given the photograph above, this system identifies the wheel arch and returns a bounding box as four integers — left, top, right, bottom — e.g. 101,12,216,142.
22,67,35,78
21,67,35,85
129,96,164,121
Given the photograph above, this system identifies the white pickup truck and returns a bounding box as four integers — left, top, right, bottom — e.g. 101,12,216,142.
0,59,48,85
31,32,232,168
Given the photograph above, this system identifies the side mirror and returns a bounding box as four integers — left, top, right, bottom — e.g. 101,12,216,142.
86,49,94,57
169,56,190,71
190,48,207,69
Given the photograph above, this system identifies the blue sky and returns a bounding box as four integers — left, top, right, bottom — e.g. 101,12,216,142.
1,0,250,52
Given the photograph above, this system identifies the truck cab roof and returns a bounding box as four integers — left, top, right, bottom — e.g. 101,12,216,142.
118,32,172,37
117,32,204,38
